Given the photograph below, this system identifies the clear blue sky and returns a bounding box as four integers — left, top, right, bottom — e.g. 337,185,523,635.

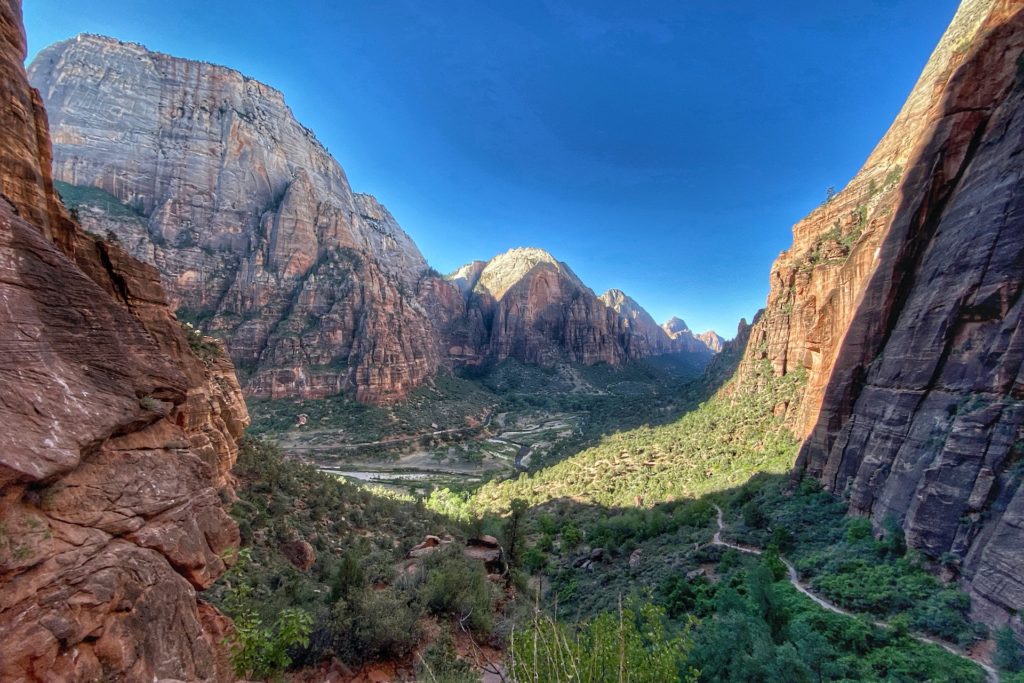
24,1,959,336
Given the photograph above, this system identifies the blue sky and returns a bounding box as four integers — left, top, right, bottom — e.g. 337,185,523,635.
24,1,959,336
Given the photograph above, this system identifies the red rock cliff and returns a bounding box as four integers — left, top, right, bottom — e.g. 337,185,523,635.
741,0,1024,634
0,1,249,678
28,35,441,404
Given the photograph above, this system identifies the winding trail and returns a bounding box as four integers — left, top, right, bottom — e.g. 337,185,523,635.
711,505,999,683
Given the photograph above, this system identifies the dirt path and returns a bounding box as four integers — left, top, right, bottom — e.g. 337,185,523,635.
711,505,999,683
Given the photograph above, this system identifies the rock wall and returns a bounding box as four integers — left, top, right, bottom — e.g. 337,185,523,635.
0,1,248,678
740,0,999,435
30,39,719,398
28,34,441,404
447,248,691,368
740,0,1024,633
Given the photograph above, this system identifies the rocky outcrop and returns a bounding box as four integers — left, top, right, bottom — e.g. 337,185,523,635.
740,0,1024,635
29,34,441,404
600,289,674,356
697,330,724,353
659,314,722,355
739,0,1000,434
0,2,248,678
445,248,656,367
29,37,718,394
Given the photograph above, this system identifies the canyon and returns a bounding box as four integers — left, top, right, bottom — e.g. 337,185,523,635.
2,0,1024,678
28,40,718,406
739,0,1024,636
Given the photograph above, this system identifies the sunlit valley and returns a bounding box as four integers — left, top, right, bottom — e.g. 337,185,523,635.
2,0,1024,681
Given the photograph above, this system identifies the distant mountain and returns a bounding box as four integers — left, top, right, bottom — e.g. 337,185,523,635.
662,316,690,336
600,288,676,356
30,37,718,404
445,247,681,367
660,315,722,355
697,330,724,353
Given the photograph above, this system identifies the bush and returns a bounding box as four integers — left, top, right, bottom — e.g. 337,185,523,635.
421,548,497,636
228,605,312,680
997,626,1024,673
316,586,422,665
417,630,478,683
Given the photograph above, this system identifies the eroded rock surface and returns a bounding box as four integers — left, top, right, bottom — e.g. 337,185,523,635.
0,2,248,678
739,0,1024,634
29,34,441,404
446,247,699,368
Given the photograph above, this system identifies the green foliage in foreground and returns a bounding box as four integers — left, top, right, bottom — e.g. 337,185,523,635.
223,558,313,680
509,601,698,683
723,477,987,646
997,625,1024,674
466,360,804,512
686,554,984,682
207,438,499,672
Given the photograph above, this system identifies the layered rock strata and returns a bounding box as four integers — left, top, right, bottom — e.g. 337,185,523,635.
448,247,699,367
29,34,440,403
0,2,248,678
741,0,1024,634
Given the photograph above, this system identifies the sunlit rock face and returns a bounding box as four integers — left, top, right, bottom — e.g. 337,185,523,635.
0,1,248,678
739,0,1024,635
445,247,679,368
29,34,442,404
29,37,720,398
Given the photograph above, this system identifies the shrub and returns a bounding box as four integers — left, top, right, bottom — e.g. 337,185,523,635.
317,586,422,665
997,626,1024,673
417,630,477,683
421,548,497,636
227,605,312,680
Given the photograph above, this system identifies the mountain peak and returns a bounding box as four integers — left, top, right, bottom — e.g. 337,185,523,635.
662,316,690,336
475,247,585,301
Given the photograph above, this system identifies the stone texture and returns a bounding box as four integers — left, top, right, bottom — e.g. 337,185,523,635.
601,289,674,356
30,39,717,394
448,247,671,367
0,2,247,678
28,34,441,404
738,0,1024,635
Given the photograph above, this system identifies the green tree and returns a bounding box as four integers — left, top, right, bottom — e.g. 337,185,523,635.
996,626,1024,673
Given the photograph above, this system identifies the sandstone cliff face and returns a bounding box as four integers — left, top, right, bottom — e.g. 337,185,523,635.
657,313,722,355
28,35,441,404
740,0,1024,634
444,248,646,367
0,2,248,678
697,330,724,354
739,0,999,433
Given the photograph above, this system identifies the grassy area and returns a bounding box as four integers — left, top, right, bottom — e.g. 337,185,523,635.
465,360,803,512
54,180,146,219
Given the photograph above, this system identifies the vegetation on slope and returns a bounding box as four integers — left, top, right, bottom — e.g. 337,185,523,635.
213,338,1000,680
462,359,804,513
205,438,503,679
